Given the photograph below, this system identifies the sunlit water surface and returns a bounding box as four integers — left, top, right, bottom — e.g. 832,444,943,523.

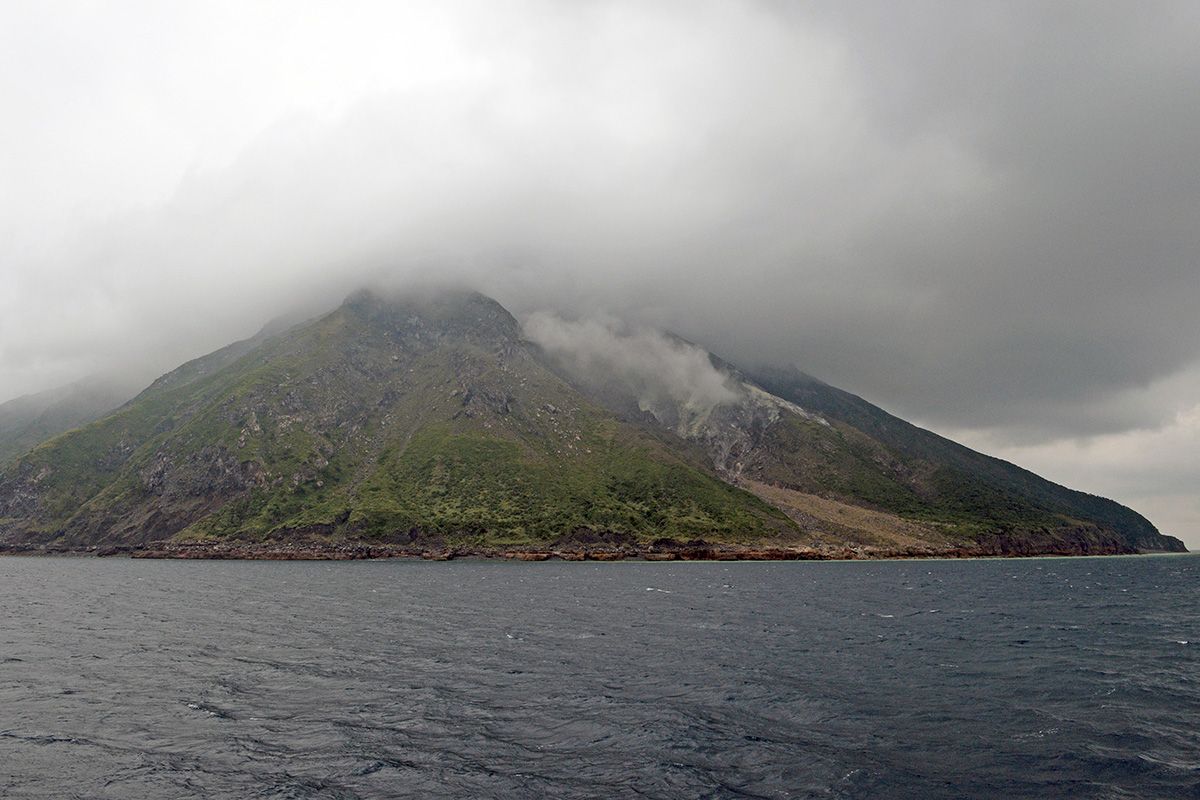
1,554,1197,799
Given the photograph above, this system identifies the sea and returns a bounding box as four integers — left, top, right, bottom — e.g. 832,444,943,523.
1,554,1197,799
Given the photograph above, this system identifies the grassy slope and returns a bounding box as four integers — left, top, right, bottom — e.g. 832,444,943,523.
0,378,136,466
746,367,1186,551
4,291,1178,554
0,292,794,547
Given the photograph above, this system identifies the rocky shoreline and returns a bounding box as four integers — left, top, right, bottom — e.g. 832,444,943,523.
0,539,1163,561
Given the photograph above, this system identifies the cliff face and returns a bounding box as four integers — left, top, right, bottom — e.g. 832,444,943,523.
0,289,1185,555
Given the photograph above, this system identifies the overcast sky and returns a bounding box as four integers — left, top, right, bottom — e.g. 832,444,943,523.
1,1,1197,545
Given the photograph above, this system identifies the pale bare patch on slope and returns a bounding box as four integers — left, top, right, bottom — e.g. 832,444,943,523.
742,479,956,549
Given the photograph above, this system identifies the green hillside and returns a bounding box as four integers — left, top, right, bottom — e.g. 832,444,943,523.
0,377,134,465
0,288,1183,556
531,333,1185,553
0,290,794,548
745,367,1184,552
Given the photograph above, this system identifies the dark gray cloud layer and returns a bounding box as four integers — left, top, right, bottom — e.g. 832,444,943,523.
778,2,1200,436
1,1,1197,541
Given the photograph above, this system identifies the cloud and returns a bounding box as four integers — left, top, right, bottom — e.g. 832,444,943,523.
1,1,1198,542
523,312,740,427
1,0,878,397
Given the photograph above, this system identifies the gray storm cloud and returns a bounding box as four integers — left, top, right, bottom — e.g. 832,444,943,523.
1,2,1198,542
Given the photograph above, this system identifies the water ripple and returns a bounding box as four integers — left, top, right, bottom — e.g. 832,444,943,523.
0,554,1197,798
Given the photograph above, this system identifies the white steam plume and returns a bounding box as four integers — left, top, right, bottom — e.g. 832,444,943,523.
523,312,740,425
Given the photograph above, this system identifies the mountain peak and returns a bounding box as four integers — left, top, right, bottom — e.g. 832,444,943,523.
340,286,520,342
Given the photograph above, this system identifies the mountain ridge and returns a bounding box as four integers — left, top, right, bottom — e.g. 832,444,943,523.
0,374,138,466
0,288,1185,556
0,289,795,551
745,366,1181,553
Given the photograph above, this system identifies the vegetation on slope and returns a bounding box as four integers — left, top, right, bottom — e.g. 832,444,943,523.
0,376,136,465
0,290,793,547
746,366,1185,551
0,289,1182,555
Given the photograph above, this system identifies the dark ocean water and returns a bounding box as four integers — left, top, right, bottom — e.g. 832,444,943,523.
1,555,1197,799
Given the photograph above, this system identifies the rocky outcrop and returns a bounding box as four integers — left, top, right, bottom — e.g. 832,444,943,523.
139,446,266,499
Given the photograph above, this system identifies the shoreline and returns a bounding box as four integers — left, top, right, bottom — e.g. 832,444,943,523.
0,541,1186,561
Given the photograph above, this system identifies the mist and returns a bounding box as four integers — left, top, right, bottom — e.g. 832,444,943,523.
523,312,741,427
2,1,1198,545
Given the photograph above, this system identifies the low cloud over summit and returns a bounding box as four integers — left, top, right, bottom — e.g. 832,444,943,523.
2,1,1197,544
